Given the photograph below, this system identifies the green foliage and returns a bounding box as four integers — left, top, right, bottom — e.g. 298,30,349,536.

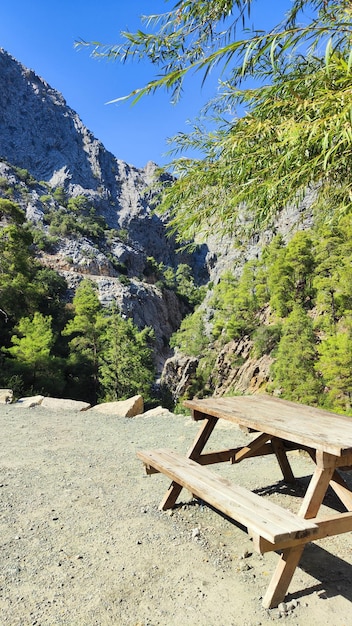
144,257,205,307
29,226,58,252
171,215,352,412
45,195,107,241
170,309,208,357
62,280,156,404
251,324,282,358
0,223,38,321
0,199,25,224
105,227,129,245
269,305,323,405
211,262,264,341
267,231,315,317
52,187,67,205
315,317,352,413
79,1,352,241
62,279,104,403
312,216,352,331
98,307,155,402
13,167,35,185
4,312,64,395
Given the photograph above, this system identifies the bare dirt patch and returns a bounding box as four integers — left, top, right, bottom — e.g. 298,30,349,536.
1,405,352,625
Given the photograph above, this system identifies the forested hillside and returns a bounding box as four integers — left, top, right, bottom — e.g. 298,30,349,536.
0,178,201,404
170,219,352,415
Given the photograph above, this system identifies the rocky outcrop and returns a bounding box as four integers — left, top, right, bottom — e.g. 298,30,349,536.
161,337,274,401
0,389,13,404
160,354,199,401
211,339,273,396
0,49,203,371
89,395,144,417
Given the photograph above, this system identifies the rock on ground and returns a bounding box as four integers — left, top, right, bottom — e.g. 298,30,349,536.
89,394,144,417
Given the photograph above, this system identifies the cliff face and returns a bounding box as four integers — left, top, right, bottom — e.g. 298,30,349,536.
0,48,314,396
0,47,132,200
0,48,203,370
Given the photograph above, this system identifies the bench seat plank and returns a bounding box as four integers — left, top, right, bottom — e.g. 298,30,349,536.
137,448,318,545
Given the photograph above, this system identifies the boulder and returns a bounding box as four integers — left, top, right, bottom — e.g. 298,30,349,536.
16,395,44,408
135,406,174,419
90,395,144,417
160,354,199,401
41,397,91,412
0,389,13,404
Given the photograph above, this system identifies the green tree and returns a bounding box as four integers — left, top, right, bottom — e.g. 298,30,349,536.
0,223,38,325
170,308,208,356
269,305,323,405
0,199,25,224
62,279,105,403
98,308,155,402
313,218,352,332
316,317,352,413
267,231,315,317
4,312,64,394
79,1,352,241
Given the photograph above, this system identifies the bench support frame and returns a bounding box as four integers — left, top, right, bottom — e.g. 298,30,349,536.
139,412,352,609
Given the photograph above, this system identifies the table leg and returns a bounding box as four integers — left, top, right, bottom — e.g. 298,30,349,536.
158,416,218,510
262,545,305,609
330,470,352,510
264,456,336,607
299,465,335,519
271,438,295,483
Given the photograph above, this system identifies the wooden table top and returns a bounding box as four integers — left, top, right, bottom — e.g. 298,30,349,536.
184,395,352,457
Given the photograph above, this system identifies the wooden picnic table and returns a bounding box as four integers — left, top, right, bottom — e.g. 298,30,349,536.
137,395,352,608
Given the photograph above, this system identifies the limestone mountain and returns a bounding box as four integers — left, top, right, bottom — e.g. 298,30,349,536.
0,48,209,371
0,48,325,407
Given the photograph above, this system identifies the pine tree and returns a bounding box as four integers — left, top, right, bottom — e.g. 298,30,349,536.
316,317,352,413
269,305,323,405
4,312,63,394
98,307,155,402
62,279,105,403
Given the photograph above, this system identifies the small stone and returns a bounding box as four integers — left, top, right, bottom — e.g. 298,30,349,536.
192,527,200,539
240,549,252,559
278,602,287,614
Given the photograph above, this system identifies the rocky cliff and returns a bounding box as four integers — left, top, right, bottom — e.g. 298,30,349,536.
0,48,314,398
0,48,208,371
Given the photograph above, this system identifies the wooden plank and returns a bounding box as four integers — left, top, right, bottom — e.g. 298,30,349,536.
197,443,274,466
330,470,352,510
271,438,295,483
253,511,352,554
262,545,305,609
184,395,352,456
158,416,218,510
187,415,218,460
137,449,318,544
233,432,271,463
299,466,335,519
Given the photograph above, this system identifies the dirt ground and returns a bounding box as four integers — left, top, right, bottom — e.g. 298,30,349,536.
1,404,352,626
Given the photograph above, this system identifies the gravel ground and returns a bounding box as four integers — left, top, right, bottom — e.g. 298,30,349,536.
1,404,352,626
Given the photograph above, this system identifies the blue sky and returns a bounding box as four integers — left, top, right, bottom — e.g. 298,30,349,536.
1,1,295,169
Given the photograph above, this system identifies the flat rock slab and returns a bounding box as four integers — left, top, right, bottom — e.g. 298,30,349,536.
0,389,13,404
41,398,91,412
90,395,143,417
16,395,44,408
136,406,174,419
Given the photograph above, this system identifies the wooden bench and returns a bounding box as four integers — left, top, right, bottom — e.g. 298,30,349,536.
137,448,318,547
